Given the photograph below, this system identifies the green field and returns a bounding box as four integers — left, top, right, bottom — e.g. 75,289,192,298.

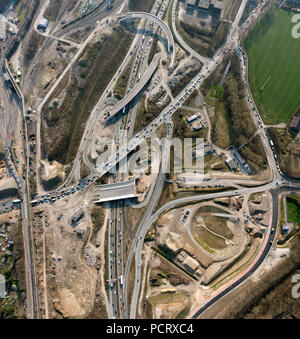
245,8,300,124
287,196,300,226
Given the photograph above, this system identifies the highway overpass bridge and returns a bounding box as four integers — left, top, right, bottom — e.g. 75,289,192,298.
94,178,138,203
116,11,175,68
104,54,159,122
104,12,176,122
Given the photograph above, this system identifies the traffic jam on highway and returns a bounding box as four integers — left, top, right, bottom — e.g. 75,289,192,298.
238,46,285,180
16,10,246,214
1,0,298,322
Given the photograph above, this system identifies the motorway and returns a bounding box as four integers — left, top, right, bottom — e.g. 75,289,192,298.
127,118,173,318
30,1,173,197
12,0,276,314
107,0,171,319
18,0,291,321
190,186,300,318
1,0,298,320
52,4,173,189
19,0,287,321
127,176,284,318
103,54,159,122
0,0,127,320
117,11,175,68
8,1,282,320
124,0,294,319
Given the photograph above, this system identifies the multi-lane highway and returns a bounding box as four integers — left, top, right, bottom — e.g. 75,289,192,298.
127,119,173,318
189,186,300,318
1,0,298,321
117,11,175,68
20,1,287,322
0,0,126,320
7,1,281,319
124,0,295,319
104,54,159,122
107,0,171,319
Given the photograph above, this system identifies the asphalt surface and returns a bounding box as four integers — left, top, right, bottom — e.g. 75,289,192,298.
7,1,281,320
118,11,175,68
125,0,291,319
2,0,298,321
171,0,209,65
190,186,300,318
104,54,159,122
128,120,173,318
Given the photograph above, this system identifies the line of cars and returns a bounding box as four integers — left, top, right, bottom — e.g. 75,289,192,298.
99,61,218,178
0,201,15,213
29,27,223,212
31,175,100,206
238,48,284,181
28,6,223,211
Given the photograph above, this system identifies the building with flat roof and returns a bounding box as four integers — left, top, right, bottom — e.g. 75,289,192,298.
186,0,197,7
186,0,224,15
37,18,48,31
3,72,10,82
211,0,224,10
187,114,198,124
226,157,238,171
289,116,300,134
234,151,246,166
198,0,210,9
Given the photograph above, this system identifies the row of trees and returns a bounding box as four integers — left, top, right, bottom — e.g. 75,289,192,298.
222,55,267,169
180,20,230,58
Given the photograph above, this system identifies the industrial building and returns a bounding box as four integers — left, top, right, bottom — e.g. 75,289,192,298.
289,116,300,135
234,151,246,166
37,18,48,31
233,151,252,175
186,0,197,10
198,0,210,9
226,157,238,171
186,114,199,124
186,0,224,12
